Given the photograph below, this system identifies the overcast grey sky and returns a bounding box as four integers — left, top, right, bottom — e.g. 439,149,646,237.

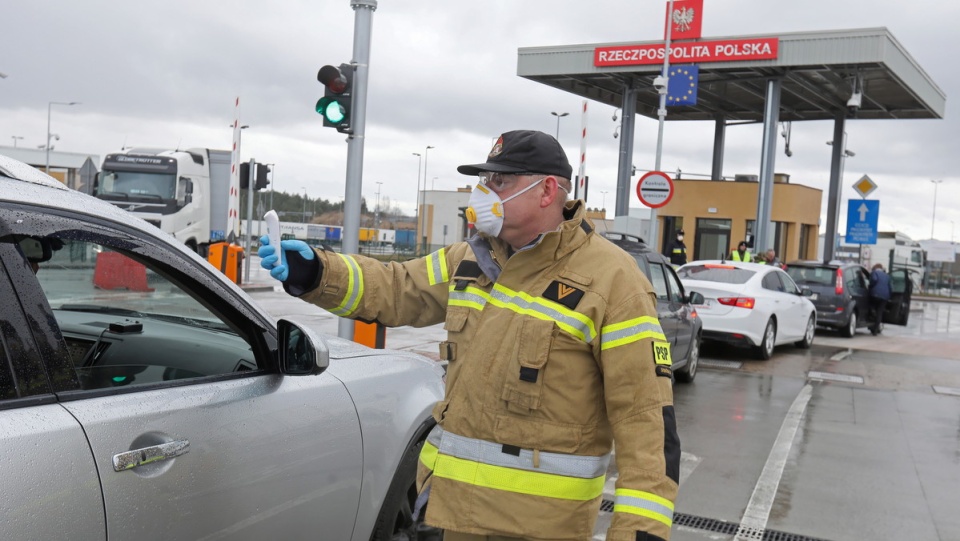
2,0,957,241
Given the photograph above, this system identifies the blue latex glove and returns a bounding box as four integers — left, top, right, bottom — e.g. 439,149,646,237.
259,236,322,296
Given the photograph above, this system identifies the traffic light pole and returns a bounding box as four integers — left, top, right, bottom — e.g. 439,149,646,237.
338,0,377,340
244,158,255,284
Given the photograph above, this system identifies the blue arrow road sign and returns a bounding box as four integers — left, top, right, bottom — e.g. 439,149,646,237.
846,199,879,244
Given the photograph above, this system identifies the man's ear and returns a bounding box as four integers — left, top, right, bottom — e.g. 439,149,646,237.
540,176,561,208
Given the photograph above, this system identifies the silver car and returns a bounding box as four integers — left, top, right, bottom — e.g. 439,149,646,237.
0,155,444,541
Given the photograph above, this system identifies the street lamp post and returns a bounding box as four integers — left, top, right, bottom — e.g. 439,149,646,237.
46,101,79,173
412,152,422,253
931,179,943,239
302,187,308,224
550,111,569,140
375,181,383,248
600,190,609,217
422,145,434,254
10,136,23,148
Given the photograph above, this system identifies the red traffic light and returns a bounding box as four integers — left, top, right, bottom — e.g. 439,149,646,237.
318,65,348,93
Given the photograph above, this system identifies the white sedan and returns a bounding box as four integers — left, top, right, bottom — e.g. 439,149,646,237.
677,261,816,359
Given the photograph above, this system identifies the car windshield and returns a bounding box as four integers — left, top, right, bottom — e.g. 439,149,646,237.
677,264,755,284
786,265,835,286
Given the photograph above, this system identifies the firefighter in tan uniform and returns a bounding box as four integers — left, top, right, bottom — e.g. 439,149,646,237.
260,130,680,541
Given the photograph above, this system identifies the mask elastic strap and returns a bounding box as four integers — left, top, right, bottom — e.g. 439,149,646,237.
501,177,545,204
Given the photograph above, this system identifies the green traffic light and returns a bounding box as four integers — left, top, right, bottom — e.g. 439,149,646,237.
316,97,345,124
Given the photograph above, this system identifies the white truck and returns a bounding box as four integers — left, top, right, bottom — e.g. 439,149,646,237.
865,231,925,291
94,148,232,255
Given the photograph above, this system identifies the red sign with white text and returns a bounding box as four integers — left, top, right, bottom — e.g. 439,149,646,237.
665,0,703,41
595,37,778,67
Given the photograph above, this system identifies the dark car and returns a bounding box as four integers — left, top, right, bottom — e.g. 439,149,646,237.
604,232,704,383
785,260,913,337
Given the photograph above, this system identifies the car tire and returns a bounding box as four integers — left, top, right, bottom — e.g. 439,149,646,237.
370,437,443,541
796,315,815,349
756,319,776,360
841,311,857,338
675,332,700,383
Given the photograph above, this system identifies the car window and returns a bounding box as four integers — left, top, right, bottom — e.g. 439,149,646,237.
647,262,670,301
6,227,263,392
786,265,834,286
761,272,784,292
778,271,800,294
678,264,756,284
663,265,685,303
0,329,15,401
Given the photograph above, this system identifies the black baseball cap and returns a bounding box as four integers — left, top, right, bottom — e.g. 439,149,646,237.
458,130,573,179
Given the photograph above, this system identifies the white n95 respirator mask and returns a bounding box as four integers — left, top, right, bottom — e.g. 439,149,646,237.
466,177,544,237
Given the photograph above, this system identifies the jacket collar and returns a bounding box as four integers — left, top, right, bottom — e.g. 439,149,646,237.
482,200,593,263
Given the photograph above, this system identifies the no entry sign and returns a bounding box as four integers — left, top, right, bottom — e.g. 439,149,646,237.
636,171,674,208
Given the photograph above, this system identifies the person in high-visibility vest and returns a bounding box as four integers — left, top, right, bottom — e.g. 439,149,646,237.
730,241,753,262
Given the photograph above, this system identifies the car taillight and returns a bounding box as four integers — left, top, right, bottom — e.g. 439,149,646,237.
835,268,843,295
717,297,755,309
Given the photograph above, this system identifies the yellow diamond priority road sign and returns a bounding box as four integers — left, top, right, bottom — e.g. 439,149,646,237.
852,174,877,198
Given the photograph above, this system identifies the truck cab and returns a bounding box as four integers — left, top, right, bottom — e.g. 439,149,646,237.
94,148,231,254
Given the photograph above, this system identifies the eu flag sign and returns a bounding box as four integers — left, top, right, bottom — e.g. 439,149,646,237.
667,65,699,106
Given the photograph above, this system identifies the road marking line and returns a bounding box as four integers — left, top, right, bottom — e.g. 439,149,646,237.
701,359,744,370
829,349,853,361
932,385,960,397
734,384,813,541
808,371,864,384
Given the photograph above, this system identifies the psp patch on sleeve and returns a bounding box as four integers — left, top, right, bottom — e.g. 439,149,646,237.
653,341,672,366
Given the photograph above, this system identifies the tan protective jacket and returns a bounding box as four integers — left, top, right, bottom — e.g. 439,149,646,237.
300,202,680,541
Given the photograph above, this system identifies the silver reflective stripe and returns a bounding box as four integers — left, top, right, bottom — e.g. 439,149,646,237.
615,493,674,522
447,288,488,308
426,426,610,479
488,287,595,343
600,321,665,347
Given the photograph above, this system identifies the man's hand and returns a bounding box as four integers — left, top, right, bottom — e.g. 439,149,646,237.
258,236,322,296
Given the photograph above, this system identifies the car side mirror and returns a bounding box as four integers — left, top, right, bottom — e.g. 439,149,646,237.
800,287,813,297
686,291,705,305
277,319,329,375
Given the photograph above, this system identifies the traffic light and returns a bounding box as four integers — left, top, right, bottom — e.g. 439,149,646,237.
239,162,271,191
316,63,354,133
254,163,270,190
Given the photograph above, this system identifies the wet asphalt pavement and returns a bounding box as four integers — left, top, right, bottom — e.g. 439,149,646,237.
244,265,960,541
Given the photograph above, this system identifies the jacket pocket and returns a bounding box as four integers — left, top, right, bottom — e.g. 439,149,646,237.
500,318,557,414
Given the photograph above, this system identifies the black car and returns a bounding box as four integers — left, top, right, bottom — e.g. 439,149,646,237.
785,260,913,337
604,232,704,383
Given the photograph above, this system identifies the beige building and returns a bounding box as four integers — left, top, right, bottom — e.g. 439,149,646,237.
652,174,822,262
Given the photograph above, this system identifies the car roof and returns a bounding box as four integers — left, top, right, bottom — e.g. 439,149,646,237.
0,154,161,237
602,233,673,265
785,260,863,269
680,260,779,272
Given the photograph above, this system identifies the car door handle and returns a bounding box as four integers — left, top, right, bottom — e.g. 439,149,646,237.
113,439,190,472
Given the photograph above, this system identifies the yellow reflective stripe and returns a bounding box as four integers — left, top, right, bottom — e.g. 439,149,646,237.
329,254,364,317
489,284,597,343
426,248,449,285
420,440,440,470
613,488,674,527
600,316,666,350
447,284,490,311
431,453,604,501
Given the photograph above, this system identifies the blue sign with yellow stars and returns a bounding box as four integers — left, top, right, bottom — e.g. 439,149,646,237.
666,65,699,106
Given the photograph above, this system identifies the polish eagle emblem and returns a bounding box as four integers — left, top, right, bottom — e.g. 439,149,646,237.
672,7,695,33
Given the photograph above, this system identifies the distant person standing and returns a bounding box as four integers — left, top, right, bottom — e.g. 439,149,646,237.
664,229,687,266
868,263,892,335
729,241,753,262
760,249,784,269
